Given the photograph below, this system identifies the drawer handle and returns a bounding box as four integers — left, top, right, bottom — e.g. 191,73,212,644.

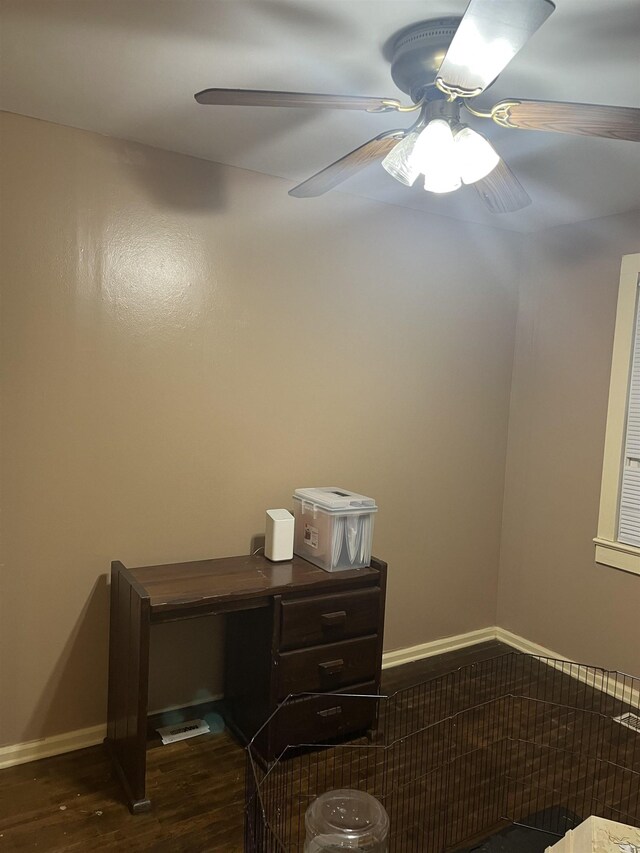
321,610,347,628
318,658,344,677
317,706,342,718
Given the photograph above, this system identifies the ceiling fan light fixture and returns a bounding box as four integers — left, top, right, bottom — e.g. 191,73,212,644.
454,126,500,184
197,4,640,210
423,171,462,194
381,131,421,186
420,119,462,193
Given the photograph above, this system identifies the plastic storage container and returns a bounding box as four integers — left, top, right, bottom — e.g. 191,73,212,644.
304,789,389,852
293,487,377,572
546,816,640,852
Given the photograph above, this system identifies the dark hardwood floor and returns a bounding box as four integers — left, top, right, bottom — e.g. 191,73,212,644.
0,642,528,851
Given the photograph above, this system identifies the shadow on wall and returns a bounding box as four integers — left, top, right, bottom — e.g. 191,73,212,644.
114,104,324,212
250,533,266,555
115,138,229,212
25,575,110,750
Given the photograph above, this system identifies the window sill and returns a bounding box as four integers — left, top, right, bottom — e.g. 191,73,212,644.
594,537,640,576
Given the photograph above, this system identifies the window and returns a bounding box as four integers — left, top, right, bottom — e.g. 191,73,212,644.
595,253,640,575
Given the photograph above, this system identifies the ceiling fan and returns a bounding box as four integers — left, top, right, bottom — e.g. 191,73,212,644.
194,0,640,214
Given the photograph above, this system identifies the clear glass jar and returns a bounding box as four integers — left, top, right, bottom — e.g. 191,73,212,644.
304,789,389,852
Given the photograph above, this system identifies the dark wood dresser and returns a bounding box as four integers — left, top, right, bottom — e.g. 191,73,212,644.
106,553,387,812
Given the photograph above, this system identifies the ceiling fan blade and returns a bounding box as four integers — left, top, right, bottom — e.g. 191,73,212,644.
194,88,401,112
490,99,640,142
474,158,531,213
436,0,555,98
289,131,405,198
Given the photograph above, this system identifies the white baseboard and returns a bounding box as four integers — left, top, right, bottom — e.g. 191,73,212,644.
380,626,575,671
0,723,107,770
495,628,639,707
383,626,638,706
381,626,498,669
0,629,506,770
2,628,635,770
494,627,571,659
0,695,223,771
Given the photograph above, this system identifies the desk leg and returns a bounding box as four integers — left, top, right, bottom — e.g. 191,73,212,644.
105,562,151,813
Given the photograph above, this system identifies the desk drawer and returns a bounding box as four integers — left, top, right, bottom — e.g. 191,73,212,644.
277,635,378,699
279,588,380,651
268,682,379,756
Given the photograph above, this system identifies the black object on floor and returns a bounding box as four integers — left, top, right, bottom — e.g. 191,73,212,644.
457,807,579,852
457,824,558,852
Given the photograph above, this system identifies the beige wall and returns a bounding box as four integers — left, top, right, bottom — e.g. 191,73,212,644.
0,112,521,747
498,210,640,675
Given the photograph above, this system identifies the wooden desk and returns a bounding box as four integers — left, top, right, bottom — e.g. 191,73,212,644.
105,554,387,813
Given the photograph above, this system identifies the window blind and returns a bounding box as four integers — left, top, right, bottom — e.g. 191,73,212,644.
617,275,640,547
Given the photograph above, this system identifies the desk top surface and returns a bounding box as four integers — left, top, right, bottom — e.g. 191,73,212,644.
120,554,381,614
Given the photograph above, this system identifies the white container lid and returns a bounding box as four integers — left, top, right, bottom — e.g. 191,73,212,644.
294,487,377,512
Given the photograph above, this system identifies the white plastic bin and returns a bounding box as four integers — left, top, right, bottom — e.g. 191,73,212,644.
546,816,640,852
293,487,377,572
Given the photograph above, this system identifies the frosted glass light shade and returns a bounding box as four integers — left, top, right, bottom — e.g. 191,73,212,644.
381,119,498,194
455,126,500,184
420,119,462,194
381,131,421,186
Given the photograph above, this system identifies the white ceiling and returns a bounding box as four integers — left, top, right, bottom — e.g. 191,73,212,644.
1,0,639,232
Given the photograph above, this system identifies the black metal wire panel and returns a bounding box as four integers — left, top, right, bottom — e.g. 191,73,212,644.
245,653,640,852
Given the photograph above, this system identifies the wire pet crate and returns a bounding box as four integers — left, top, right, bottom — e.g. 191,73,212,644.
245,653,640,852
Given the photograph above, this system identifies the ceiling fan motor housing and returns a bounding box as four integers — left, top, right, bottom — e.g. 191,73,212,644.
390,18,462,103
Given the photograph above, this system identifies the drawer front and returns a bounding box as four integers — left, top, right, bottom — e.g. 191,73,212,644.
279,588,380,651
277,635,378,700
268,682,379,756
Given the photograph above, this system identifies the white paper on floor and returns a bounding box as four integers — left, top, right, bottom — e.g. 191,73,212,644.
156,718,210,744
